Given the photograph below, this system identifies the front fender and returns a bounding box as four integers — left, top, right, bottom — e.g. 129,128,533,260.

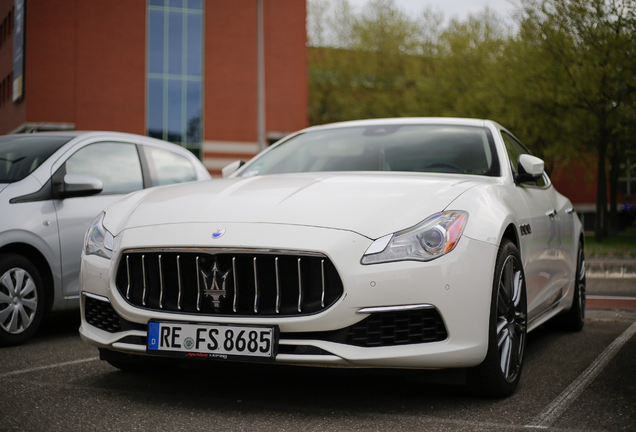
445,183,520,248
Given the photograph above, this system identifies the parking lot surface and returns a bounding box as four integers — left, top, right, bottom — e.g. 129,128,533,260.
1,309,635,431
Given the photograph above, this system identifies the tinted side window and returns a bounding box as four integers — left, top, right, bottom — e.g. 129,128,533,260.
65,142,143,194
145,146,197,186
501,132,523,175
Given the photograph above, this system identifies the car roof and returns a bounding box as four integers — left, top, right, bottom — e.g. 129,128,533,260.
1,131,210,183
5,131,195,155
300,117,495,133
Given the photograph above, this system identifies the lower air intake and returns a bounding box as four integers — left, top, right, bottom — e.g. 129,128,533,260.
84,297,122,333
346,309,448,347
282,308,448,347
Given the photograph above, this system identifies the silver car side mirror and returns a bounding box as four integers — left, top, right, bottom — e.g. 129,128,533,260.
222,160,245,178
63,174,103,197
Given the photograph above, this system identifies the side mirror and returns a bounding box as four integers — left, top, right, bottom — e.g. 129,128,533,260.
62,174,103,198
515,154,544,184
222,160,245,178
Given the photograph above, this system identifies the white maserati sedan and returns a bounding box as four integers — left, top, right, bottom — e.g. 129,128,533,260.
79,118,585,397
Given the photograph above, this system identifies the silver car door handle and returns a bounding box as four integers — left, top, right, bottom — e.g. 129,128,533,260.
546,209,557,218
565,207,574,216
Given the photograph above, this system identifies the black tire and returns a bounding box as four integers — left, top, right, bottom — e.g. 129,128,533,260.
0,253,45,346
468,240,527,398
550,242,586,332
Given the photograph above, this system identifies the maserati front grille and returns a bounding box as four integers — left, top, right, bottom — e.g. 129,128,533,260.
115,249,344,317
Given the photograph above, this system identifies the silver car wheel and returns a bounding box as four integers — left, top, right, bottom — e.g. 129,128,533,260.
0,267,39,334
496,254,526,383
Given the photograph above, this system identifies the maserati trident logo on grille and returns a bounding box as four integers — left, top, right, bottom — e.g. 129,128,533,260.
201,259,229,308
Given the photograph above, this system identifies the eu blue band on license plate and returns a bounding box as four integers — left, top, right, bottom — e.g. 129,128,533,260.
147,321,277,361
148,322,160,350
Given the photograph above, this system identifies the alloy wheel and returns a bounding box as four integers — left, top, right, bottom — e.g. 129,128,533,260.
0,267,39,334
496,255,527,383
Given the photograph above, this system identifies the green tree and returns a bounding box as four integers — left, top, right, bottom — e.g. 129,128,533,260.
308,0,430,124
432,9,510,119
307,0,636,241
516,0,636,241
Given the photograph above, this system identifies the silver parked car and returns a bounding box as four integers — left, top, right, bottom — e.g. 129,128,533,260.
0,131,211,345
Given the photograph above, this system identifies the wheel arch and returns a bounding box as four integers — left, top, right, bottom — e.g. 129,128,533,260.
0,243,55,313
501,223,520,251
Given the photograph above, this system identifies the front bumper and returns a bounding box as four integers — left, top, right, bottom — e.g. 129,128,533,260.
79,222,498,369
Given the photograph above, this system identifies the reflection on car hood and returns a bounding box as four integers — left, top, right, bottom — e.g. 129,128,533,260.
106,173,480,239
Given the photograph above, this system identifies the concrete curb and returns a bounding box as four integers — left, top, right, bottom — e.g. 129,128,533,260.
587,259,636,278
586,259,636,303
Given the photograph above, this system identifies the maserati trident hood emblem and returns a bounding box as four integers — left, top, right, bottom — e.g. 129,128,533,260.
212,227,226,239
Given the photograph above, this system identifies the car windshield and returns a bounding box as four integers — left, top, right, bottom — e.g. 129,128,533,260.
0,135,74,183
239,124,500,177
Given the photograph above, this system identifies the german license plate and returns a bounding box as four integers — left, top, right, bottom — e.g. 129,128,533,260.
147,321,277,361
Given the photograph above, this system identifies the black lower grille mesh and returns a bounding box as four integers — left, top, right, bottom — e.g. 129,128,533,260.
84,297,145,333
346,309,448,347
84,297,122,333
282,308,447,347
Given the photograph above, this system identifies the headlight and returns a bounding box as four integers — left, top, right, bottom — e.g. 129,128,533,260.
84,212,114,259
361,211,468,264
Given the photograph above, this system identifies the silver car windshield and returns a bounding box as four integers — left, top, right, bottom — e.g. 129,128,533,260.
239,125,500,177
0,135,74,183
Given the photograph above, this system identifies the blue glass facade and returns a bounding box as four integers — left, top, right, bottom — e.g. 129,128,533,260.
147,0,203,155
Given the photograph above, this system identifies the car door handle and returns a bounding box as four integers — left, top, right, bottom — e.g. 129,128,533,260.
546,209,557,219
565,207,574,216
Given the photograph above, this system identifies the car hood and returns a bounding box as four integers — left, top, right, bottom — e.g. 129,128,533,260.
105,173,481,240
0,183,8,194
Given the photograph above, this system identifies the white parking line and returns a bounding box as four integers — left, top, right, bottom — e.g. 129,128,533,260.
0,356,99,379
526,321,636,429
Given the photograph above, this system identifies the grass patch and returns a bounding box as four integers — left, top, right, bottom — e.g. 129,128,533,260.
585,227,636,259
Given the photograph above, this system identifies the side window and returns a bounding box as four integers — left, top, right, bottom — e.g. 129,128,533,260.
501,132,523,174
144,146,197,186
501,131,546,187
65,142,144,194
535,172,547,187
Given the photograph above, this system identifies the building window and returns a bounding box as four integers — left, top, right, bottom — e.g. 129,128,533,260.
147,0,203,157
1,8,13,48
1,73,11,105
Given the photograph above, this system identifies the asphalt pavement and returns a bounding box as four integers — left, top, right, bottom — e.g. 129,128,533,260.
0,261,634,431
0,308,635,431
